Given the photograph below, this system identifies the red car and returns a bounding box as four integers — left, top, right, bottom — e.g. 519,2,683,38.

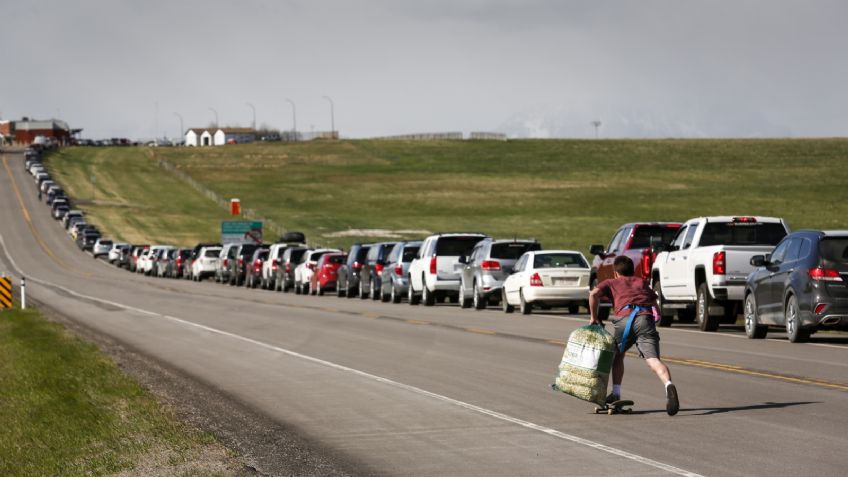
310,253,346,295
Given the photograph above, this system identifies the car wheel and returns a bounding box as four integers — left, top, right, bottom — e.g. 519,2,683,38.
519,289,532,315
359,280,368,299
295,281,302,294
653,279,674,327
380,282,391,302
744,293,768,339
318,283,324,296
422,279,435,306
310,281,317,296
696,282,720,332
473,283,486,310
568,304,580,315
408,280,420,305
459,280,471,309
390,284,401,303
502,289,514,314
785,295,810,343
370,280,380,301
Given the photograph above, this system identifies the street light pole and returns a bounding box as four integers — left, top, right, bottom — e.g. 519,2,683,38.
174,112,184,144
591,120,602,139
322,95,335,139
285,98,297,141
246,102,256,130
208,107,219,128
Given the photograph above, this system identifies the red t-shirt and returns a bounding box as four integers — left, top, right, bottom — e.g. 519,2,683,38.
595,276,657,317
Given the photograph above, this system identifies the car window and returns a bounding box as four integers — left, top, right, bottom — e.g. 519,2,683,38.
682,226,699,250
514,255,527,272
402,246,419,262
630,225,680,249
327,255,345,264
607,229,625,253
387,244,400,263
699,222,787,246
533,253,589,269
491,242,541,259
435,236,485,256
770,239,791,265
204,249,220,257
356,247,370,263
819,238,848,269
671,226,688,249
797,238,811,262
785,238,803,263
366,246,379,261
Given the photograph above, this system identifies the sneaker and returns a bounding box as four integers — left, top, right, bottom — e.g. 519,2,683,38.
666,384,679,416
605,392,620,404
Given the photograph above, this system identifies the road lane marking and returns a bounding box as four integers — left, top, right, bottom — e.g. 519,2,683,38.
0,235,701,477
465,327,496,335
2,156,91,278
406,319,429,325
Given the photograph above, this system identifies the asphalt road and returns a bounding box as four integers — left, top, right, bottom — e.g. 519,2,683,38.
3,150,847,476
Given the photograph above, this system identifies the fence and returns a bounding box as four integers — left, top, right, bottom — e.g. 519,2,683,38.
372,132,464,141
469,132,507,141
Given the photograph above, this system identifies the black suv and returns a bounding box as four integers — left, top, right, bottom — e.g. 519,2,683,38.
745,230,848,342
337,243,372,298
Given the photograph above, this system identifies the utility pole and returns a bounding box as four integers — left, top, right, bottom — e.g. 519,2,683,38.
285,98,297,141
246,102,256,130
591,120,602,139
208,107,219,128
322,96,335,139
174,112,184,144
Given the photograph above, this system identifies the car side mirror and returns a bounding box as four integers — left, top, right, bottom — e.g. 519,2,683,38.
589,244,605,256
750,255,766,267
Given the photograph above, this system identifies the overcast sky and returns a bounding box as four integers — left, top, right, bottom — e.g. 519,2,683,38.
1,0,846,139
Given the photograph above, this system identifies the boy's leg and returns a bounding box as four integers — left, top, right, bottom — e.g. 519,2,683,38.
645,357,670,383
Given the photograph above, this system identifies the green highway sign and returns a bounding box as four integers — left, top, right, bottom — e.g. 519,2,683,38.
221,221,263,244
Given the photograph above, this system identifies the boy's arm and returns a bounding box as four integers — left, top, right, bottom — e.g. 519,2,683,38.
588,287,604,325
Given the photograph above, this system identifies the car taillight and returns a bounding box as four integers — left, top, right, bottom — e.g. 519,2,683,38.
809,267,842,282
239,258,244,266
641,249,653,277
285,263,292,272
375,263,384,273
814,303,828,314
272,260,278,271
352,262,363,270
394,265,403,276
481,260,501,271
224,259,229,267
712,251,726,275
430,256,437,274
530,273,543,287
732,217,757,223
307,262,315,270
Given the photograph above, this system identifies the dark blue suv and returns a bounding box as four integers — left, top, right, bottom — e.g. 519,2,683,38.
744,230,848,342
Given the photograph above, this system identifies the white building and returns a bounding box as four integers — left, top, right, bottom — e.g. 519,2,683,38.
184,127,256,146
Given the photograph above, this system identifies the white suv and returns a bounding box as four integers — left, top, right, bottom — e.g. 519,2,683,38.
192,246,222,281
408,233,489,306
262,243,302,289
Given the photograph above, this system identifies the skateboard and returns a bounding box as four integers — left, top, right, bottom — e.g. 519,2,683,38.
594,399,634,415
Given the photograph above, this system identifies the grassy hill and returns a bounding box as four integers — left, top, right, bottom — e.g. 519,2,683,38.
46,138,848,252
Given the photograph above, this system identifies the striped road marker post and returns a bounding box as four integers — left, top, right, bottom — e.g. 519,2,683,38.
0,275,12,310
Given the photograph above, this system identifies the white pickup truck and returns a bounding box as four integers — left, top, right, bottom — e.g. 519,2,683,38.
651,216,790,331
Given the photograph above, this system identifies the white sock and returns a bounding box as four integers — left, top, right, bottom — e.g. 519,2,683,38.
664,381,673,388
612,384,621,396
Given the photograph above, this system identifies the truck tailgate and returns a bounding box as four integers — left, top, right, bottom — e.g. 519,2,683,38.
722,245,775,280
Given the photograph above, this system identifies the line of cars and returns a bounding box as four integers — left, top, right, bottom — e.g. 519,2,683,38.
25,149,846,342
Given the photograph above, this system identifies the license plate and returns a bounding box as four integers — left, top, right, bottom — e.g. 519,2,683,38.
552,277,578,286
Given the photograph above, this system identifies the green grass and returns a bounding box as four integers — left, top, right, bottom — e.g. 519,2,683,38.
47,139,848,252
0,307,231,476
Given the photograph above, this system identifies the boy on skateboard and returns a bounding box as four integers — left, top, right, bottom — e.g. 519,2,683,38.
588,256,680,416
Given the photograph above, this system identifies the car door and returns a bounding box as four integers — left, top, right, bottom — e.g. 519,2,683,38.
775,238,804,324
504,254,527,304
756,238,791,321
462,244,481,293
660,224,691,298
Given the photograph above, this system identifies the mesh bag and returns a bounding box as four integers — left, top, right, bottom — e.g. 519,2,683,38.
552,324,615,405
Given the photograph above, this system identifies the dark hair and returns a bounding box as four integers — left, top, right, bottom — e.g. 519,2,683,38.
614,256,635,277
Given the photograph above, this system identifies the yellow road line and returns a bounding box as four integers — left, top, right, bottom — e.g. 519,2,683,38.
465,327,496,335
406,319,429,325
547,339,566,345
663,356,848,392
2,156,91,278
363,312,381,319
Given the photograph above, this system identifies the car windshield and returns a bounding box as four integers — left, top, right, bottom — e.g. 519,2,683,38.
99,241,113,246
629,225,680,249
288,249,307,263
820,238,848,271
205,249,221,257
436,236,485,256
491,242,541,260
402,247,420,262
257,251,269,260
533,253,588,269
699,222,787,246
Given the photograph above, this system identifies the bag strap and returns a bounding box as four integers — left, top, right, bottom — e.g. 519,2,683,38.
619,305,648,354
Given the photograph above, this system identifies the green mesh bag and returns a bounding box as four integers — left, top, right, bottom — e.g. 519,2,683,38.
552,324,616,405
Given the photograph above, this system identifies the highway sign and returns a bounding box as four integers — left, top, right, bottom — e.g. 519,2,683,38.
221,221,263,244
